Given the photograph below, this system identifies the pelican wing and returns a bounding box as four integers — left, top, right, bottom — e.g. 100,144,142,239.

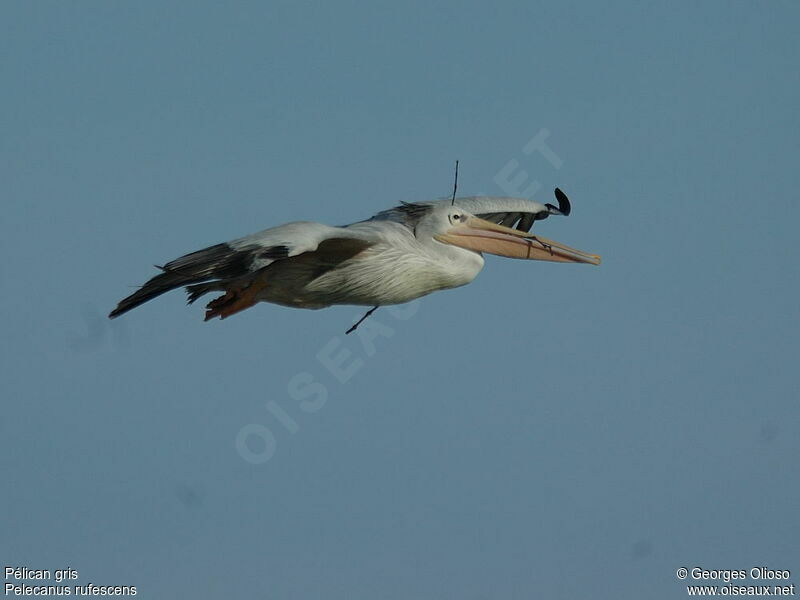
367,202,435,229
446,189,571,233
109,222,353,318
228,222,349,270
370,189,572,234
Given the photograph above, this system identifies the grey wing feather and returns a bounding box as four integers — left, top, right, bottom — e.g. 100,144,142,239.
367,202,435,229
108,242,260,318
447,189,572,233
367,189,572,234
109,222,345,318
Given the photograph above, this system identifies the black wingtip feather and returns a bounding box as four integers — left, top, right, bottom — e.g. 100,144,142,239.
553,188,571,216
108,242,258,319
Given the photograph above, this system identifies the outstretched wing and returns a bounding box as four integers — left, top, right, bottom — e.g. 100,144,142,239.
369,188,572,234
108,221,348,318
448,188,572,233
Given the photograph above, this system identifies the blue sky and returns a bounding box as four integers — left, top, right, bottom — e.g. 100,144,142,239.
2,2,798,598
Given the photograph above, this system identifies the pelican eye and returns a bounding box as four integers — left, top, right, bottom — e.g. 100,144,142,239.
451,213,463,223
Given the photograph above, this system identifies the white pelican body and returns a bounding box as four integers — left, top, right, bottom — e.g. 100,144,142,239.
242,220,484,308
110,191,600,321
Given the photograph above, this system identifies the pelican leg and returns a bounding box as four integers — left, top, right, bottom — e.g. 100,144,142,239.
346,306,379,335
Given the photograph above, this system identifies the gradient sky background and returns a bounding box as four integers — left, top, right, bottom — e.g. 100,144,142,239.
2,2,798,598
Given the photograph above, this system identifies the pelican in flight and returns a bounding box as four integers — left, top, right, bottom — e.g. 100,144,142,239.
109,189,600,325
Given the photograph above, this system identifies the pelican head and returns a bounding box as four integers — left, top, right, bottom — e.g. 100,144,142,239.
422,204,601,265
